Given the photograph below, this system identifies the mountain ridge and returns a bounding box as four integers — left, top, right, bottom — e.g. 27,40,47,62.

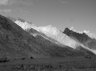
64,28,96,50
14,19,80,49
0,14,96,62
11,15,96,55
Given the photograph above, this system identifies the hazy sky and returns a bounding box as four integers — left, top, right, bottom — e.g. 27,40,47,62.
0,0,96,34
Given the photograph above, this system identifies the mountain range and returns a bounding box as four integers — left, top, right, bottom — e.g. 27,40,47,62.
0,14,96,63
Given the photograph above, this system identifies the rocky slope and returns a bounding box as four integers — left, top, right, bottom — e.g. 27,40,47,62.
0,14,96,63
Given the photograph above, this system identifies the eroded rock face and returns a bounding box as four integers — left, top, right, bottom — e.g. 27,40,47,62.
64,28,90,43
64,28,96,49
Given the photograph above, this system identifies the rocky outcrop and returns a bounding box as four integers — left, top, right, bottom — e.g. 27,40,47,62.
63,28,96,49
64,28,90,43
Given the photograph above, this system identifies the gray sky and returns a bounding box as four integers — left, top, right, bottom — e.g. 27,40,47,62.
0,0,96,34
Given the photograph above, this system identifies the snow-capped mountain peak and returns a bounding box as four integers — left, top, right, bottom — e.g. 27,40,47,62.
14,18,96,55
14,20,79,49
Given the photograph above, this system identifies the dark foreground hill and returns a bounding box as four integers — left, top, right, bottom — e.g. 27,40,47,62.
0,15,96,71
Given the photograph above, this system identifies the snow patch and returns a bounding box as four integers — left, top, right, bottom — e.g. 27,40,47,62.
37,25,79,49
15,20,32,30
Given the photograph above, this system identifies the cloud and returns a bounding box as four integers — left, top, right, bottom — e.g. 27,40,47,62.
8,0,35,6
0,9,11,13
84,30,96,39
57,0,69,4
0,0,21,6
0,0,39,6
0,0,9,5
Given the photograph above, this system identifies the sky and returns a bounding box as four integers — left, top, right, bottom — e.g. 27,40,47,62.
0,0,96,34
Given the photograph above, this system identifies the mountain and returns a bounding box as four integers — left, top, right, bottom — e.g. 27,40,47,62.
0,14,96,63
14,20,79,49
14,19,96,55
15,16,96,55
0,15,51,60
64,27,96,50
